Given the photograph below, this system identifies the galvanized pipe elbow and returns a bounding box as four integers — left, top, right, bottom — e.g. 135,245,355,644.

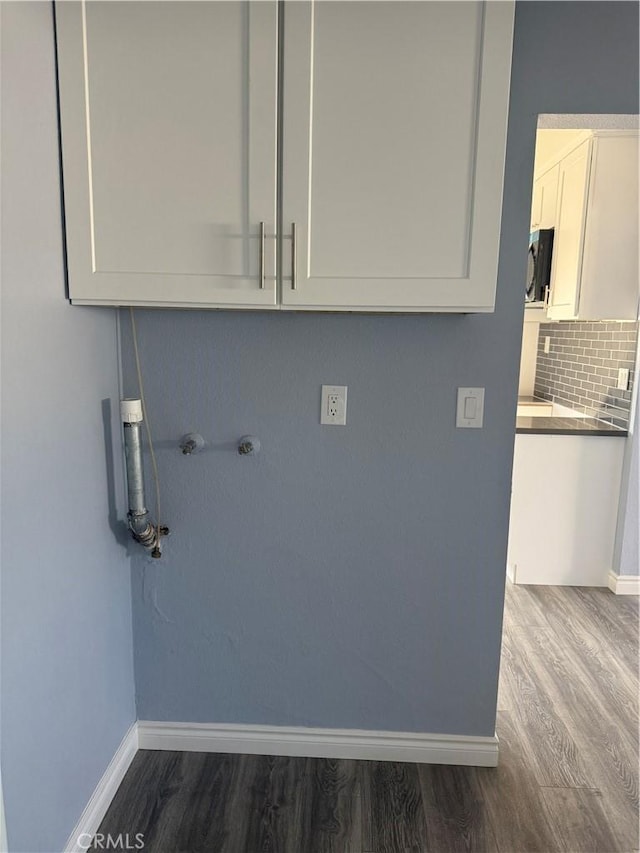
121,399,167,557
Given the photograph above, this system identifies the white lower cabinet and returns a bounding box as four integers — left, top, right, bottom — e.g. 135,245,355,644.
507,434,625,586
55,1,514,312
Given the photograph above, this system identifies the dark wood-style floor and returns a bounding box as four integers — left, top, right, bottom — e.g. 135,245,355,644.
94,584,639,852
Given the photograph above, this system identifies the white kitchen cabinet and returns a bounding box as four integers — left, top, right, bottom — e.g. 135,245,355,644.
547,132,639,321
281,1,514,312
56,1,279,308
507,433,625,586
55,1,514,312
530,163,559,231
547,140,591,318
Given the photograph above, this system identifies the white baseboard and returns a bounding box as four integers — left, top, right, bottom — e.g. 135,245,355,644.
608,571,640,595
64,723,138,853
137,721,499,767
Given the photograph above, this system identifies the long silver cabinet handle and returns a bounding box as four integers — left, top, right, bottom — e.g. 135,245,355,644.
259,221,265,289
291,222,297,290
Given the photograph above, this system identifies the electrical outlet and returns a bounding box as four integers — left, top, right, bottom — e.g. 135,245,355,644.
544,336,551,354
617,368,630,391
321,385,347,425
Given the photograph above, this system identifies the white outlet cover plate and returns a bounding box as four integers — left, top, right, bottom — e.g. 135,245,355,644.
321,385,348,425
456,387,485,428
617,368,630,390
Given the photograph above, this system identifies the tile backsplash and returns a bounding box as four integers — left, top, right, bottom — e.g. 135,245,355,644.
534,320,638,429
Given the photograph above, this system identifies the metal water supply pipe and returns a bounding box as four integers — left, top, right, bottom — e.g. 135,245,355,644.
120,399,166,557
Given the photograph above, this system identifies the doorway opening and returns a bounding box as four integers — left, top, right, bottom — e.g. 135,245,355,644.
509,113,639,589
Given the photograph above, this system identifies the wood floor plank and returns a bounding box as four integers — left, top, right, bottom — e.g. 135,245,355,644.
500,623,594,789
575,585,639,628
513,626,639,853
361,760,427,853
221,753,307,853
539,786,620,853
496,635,518,713
89,750,154,843
475,711,561,853
585,741,640,853
530,585,639,679
516,622,638,756
495,666,514,712
169,752,242,853
296,757,362,853
91,751,187,852
582,585,639,625
503,582,550,628
417,764,498,852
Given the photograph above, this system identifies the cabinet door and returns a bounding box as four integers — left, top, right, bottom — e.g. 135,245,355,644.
547,141,592,320
56,2,278,307
530,164,559,231
530,181,544,232
281,1,514,312
578,135,639,320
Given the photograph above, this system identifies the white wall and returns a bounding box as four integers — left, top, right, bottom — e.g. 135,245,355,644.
615,392,639,577
518,320,540,396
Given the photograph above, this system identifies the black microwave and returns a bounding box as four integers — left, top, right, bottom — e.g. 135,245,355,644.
526,228,554,303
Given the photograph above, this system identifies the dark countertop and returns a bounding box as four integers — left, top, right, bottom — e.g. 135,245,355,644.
516,416,627,436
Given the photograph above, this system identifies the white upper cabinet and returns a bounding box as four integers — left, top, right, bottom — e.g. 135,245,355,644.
530,164,559,231
281,1,514,312
547,140,591,319
56,1,514,312
56,1,279,308
547,132,639,321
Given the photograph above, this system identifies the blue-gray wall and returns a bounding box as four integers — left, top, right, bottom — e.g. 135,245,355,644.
124,3,639,732
0,4,135,851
